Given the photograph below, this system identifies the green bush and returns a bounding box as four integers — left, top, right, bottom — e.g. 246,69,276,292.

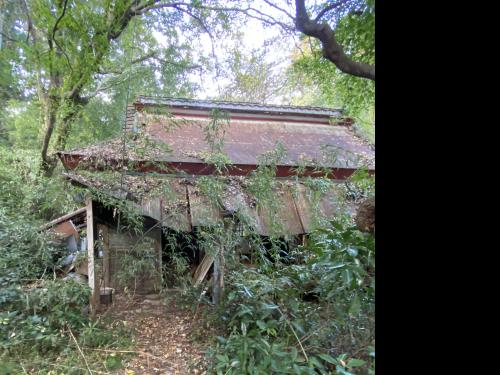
209,218,375,375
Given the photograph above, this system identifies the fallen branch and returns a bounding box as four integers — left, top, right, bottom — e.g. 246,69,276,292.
277,307,309,362
68,325,92,374
82,347,173,364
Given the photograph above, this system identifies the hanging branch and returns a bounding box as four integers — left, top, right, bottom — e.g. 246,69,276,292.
294,0,375,80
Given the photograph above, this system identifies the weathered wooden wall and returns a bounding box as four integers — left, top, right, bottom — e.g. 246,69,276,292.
106,226,162,294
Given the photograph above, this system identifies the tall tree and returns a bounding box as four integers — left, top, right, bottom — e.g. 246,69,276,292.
157,0,375,81
10,0,210,176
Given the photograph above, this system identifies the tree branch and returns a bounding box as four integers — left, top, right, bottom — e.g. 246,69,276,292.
51,0,69,41
314,0,348,22
295,0,374,80
262,0,295,20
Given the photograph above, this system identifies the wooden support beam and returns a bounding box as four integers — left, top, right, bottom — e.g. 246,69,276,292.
99,224,110,290
86,198,99,316
212,220,230,305
212,252,221,305
152,226,162,291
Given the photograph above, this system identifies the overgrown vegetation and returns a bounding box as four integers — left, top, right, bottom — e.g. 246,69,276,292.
1,1,374,372
0,149,133,373
207,218,374,375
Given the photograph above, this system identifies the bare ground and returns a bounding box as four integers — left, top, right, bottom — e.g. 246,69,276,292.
100,292,213,375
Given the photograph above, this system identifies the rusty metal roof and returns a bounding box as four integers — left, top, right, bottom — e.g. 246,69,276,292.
63,172,354,236
58,115,374,177
58,97,374,180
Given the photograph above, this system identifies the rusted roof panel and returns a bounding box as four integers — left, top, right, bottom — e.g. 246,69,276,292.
58,109,374,175
220,178,266,235
293,183,341,232
139,113,374,170
253,182,305,237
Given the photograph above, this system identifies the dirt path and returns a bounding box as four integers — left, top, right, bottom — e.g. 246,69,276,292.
102,293,210,375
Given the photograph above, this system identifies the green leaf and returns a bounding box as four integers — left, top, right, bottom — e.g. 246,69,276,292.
256,320,267,330
318,353,338,365
347,359,366,368
216,354,228,363
291,320,305,335
308,356,325,370
349,294,361,315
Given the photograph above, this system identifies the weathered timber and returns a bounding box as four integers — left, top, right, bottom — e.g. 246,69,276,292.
86,198,99,315
40,207,87,230
193,253,214,287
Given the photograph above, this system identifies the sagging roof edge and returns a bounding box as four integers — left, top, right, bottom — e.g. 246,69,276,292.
56,153,373,180
61,172,349,236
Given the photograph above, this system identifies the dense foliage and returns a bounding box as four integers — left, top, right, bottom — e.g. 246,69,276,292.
206,218,374,375
0,150,131,372
1,1,374,372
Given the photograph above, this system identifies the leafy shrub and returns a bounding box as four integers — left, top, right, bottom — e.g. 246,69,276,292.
0,279,90,353
209,218,375,374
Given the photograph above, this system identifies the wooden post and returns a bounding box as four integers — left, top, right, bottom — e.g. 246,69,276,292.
86,198,99,315
100,224,110,290
153,226,162,291
212,251,221,305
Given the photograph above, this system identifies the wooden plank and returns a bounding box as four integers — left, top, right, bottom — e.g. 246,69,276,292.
151,226,163,290
193,253,214,286
257,183,304,236
86,198,99,315
141,197,162,221
40,207,87,230
186,183,222,227
162,179,192,232
212,249,225,305
212,220,230,305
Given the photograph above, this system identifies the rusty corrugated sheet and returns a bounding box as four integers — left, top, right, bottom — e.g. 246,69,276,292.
186,182,222,227
293,183,339,232
63,172,354,236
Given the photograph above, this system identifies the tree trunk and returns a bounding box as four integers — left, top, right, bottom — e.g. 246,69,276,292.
39,96,82,177
355,196,375,234
40,97,59,176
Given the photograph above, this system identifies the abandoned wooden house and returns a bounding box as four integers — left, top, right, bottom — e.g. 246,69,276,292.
46,96,375,312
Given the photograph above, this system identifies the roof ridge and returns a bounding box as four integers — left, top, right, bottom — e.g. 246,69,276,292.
134,95,344,115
